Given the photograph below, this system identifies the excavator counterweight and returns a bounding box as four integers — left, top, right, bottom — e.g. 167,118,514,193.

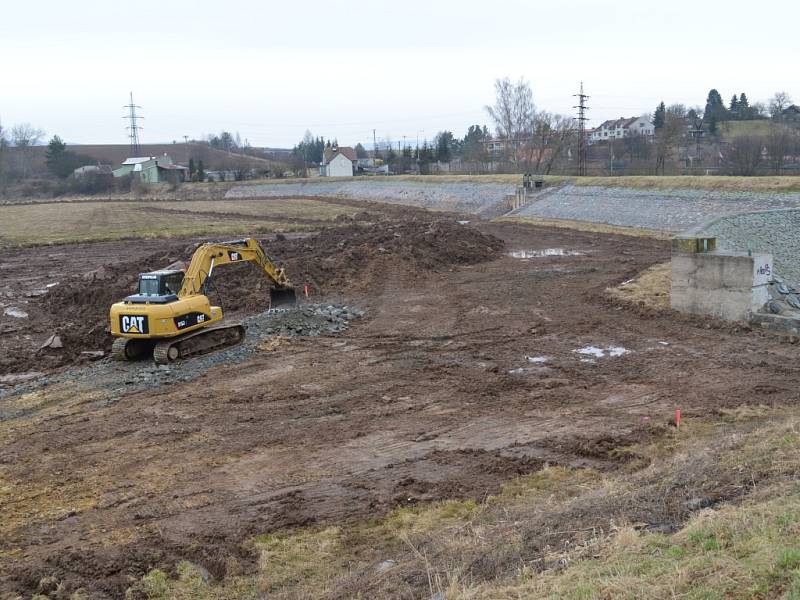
109,238,295,363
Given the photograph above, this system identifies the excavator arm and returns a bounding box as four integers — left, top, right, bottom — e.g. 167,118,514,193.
179,238,295,305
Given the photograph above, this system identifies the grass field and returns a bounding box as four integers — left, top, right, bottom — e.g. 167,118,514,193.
230,173,800,193
127,405,800,599
719,120,784,139
0,198,360,246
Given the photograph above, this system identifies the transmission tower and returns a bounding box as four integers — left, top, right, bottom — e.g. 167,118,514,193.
573,82,590,176
123,92,144,156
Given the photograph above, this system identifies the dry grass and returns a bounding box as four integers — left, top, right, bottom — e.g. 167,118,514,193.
233,173,800,193
232,174,571,185
607,262,672,310
127,405,800,599
719,120,785,140
494,216,672,240
572,175,800,193
0,198,358,246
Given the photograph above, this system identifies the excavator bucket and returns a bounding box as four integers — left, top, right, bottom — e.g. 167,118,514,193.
270,286,297,309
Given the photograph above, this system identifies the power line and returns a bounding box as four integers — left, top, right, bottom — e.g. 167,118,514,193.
123,92,144,155
573,82,590,176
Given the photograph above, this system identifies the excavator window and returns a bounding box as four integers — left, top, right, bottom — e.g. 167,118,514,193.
164,272,184,296
138,277,161,297
137,272,184,298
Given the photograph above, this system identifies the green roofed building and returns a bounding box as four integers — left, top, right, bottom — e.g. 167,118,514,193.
112,154,189,184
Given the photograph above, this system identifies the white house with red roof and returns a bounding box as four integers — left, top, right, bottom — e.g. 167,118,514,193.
320,146,357,177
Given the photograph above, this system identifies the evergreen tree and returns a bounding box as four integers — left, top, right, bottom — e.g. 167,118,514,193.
434,131,454,163
653,102,666,129
45,135,67,169
729,95,739,113
197,160,205,181
45,135,88,178
188,158,195,175
739,92,749,108
704,89,728,124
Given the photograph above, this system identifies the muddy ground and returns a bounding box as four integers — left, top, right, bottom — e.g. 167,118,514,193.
2,201,800,598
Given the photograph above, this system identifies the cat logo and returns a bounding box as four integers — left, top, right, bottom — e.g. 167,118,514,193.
120,315,149,334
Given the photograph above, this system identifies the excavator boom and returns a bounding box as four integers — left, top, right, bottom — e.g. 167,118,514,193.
109,237,296,363
180,238,294,307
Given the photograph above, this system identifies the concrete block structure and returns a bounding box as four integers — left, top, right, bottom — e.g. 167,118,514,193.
671,236,772,322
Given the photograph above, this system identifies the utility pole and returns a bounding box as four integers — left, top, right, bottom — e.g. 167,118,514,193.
573,83,589,176
123,92,143,156
373,129,377,159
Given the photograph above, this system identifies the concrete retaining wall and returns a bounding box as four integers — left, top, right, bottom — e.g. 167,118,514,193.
689,208,800,285
671,250,773,321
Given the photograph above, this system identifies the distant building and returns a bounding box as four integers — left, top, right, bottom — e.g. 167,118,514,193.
590,116,654,143
112,153,189,183
781,105,800,121
320,146,357,177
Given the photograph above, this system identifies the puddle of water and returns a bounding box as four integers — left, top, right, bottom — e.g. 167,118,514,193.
526,355,550,363
3,307,28,319
508,248,584,259
574,345,630,359
457,220,470,225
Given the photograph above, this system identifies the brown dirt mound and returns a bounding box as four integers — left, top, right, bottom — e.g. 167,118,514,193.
12,218,502,373
268,217,505,295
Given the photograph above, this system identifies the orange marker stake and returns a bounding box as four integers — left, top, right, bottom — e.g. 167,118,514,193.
303,284,309,298
675,409,681,429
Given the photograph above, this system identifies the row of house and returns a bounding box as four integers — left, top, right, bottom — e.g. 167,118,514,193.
589,116,654,143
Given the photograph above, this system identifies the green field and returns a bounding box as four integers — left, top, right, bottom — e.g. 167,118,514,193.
0,198,360,246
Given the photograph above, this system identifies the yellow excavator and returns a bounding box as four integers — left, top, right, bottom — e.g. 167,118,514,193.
109,238,295,364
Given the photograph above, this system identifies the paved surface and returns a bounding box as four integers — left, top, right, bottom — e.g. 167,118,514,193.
511,185,800,232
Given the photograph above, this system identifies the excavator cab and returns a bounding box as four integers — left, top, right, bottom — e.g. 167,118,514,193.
125,270,185,304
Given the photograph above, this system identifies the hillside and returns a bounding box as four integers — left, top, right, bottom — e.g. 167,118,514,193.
24,143,285,173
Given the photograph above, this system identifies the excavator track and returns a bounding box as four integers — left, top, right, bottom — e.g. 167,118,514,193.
153,323,246,364
112,337,154,361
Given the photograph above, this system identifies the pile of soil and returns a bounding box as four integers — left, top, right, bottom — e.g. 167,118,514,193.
268,217,505,295
7,217,502,374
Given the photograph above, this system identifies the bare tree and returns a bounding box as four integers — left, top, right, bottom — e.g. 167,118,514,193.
667,103,687,118
654,110,684,175
10,123,45,179
522,112,575,174
769,91,793,118
726,135,765,175
485,77,535,162
0,119,6,184
765,126,795,174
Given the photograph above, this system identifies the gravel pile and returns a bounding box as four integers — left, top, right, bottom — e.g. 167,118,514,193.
0,304,364,416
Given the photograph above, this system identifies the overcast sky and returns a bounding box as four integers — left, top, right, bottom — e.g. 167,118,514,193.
1,0,797,148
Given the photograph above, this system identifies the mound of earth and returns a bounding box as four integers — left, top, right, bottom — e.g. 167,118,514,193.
269,217,505,294
3,217,501,374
